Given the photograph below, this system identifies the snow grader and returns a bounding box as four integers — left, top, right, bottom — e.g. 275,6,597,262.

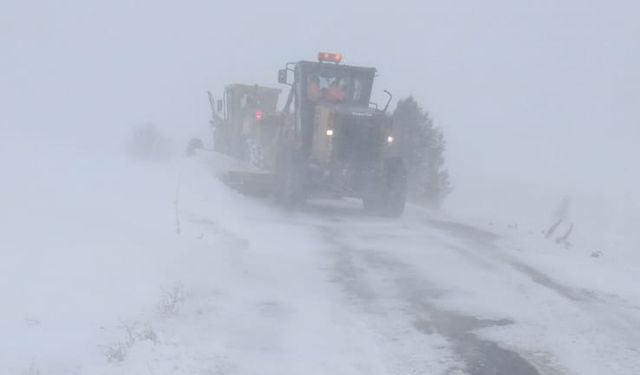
187,84,282,169
192,52,407,216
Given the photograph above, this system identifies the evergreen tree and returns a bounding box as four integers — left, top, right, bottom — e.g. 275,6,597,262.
393,97,452,207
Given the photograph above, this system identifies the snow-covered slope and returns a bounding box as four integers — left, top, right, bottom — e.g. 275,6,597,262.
0,132,185,372
0,133,455,374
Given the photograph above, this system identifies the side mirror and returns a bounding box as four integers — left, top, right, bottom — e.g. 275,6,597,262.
382,90,393,113
278,69,288,84
217,100,223,113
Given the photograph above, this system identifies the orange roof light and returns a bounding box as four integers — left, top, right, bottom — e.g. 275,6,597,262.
318,52,342,63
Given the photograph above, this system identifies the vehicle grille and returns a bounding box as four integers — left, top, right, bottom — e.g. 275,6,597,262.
334,114,382,161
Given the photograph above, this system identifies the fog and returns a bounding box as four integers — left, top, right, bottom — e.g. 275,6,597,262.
3,1,638,218
2,1,639,373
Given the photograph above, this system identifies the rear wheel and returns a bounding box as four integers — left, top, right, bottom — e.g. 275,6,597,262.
245,139,265,169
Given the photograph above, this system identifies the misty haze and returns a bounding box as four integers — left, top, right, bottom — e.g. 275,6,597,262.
1,1,639,374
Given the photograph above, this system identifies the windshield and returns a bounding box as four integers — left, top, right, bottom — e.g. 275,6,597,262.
233,88,280,112
303,66,373,105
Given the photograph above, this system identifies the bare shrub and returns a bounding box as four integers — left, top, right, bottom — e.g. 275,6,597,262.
158,283,186,317
545,196,574,248
102,341,130,364
136,324,159,343
22,359,40,375
101,320,159,364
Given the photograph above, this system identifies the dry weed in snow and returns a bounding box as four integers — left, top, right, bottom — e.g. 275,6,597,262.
158,283,187,317
101,321,159,364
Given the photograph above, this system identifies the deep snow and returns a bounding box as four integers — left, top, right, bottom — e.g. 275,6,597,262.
2,130,640,375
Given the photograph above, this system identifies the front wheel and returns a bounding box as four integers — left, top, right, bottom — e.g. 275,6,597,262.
213,126,228,154
363,159,407,217
273,149,306,207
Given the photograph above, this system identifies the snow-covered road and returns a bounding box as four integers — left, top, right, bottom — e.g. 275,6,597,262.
3,140,640,375
309,212,640,375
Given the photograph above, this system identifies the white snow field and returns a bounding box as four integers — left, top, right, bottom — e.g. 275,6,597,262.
2,131,640,375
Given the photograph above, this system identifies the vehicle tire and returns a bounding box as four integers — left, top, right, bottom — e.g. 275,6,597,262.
380,159,407,216
363,159,407,217
362,195,381,213
245,139,265,169
273,149,306,206
186,137,204,157
213,126,225,153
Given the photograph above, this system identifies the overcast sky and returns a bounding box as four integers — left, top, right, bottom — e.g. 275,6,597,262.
1,0,638,215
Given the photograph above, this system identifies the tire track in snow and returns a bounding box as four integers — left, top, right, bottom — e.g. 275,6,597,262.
318,225,541,375
426,217,640,324
425,217,640,372
425,218,587,302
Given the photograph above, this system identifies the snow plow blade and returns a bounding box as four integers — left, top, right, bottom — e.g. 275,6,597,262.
221,170,274,197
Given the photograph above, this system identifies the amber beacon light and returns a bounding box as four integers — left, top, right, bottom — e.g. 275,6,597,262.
318,52,343,63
